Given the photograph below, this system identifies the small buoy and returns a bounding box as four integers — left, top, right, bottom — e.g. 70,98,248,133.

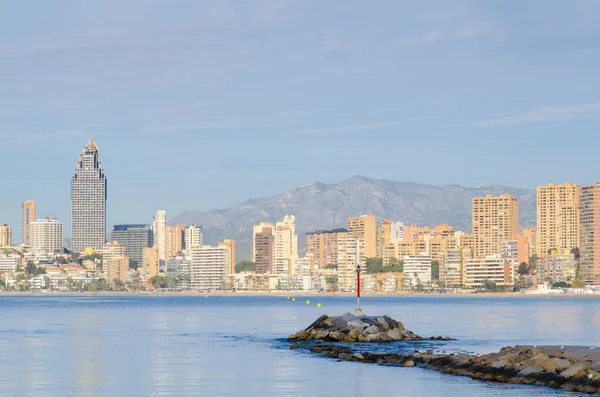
287,296,290,300
253,328,257,330
204,295,208,298
292,298,296,302
306,300,310,305
317,303,322,308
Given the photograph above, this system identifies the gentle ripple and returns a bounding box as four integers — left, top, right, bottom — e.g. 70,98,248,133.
0,295,598,396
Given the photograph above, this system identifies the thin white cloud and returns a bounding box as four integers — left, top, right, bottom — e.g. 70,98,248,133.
474,103,600,127
395,29,444,47
296,121,413,135
153,121,229,133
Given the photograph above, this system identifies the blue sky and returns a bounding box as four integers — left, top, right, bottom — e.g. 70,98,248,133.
1,0,600,241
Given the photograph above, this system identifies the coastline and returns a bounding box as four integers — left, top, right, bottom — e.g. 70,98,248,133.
1,291,599,298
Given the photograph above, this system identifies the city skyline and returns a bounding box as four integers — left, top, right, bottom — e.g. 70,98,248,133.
2,1,600,240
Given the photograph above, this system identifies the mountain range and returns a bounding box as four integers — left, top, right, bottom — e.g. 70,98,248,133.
168,176,536,260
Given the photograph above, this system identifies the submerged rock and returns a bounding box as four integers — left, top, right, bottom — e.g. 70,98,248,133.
287,314,428,343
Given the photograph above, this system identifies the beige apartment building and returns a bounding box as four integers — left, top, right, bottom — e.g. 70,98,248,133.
463,255,515,288
21,200,36,246
472,194,519,258
165,224,184,260
273,216,298,274
0,224,12,247
347,214,377,260
184,225,203,250
536,183,580,256
218,239,236,274
142,246,159,278
31,217,64,253
579,183,600,285
106,256,129,285
337,234,362,291
305,228,348,269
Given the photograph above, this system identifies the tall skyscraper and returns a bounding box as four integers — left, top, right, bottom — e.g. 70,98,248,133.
218,239,236,274
71,139,107,252
21,200,36,246
111,224,153,265
347,214,377,261
165,224,185,260
0,224,11,247
536,183,580,256
31,217,64,253
252,222,274,262
254,230,274,274
273,215,298,274
471,194,519,258
185,225,203,249
579,183,600,285
153,210,167,262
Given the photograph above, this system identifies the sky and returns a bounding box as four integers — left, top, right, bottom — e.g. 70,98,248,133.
1,0,600,242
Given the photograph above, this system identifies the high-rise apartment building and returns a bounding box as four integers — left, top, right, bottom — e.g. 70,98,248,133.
403,254,432,287
21,200,36,246
142,246,160,278
348,214,377,260
252,222,274,262
189,245,232,290
31,218,64,253
337,234,362,291
536,183,580,256
0,224,12,247
71,139,107,252
463,255,514,288
106,256,129,285
218,239,236,274
254,229,274,274
102,241,127,265
522,227,537,257
305,228,348,269
153,210,167,262
273,216,298,274
471,194,519,258
579,183,600,285
185,225,203,249
165,224,184,260
110,224,153,265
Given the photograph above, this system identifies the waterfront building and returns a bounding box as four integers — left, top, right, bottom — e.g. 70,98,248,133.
347,214,377,260
165,224,184,260
218,239,236,274
337,234,362,291
377,220,406,258
0,224,11,247
21,200,36,246
463,255,514,288
31,218,64,253
102,241,126,265
71,139,107,252
516,235,530,264
252,222,274,262
536,183,580,256
403,254,432,288
110,224,153,265
254,230,274,274
189,245,231,290
579,182,600,285
142,246,159,278
184,225,203,249
305,228,348,269
522,227,537,257
152,210,167,262
273,216,298,275
0,256,19,273
501,240,519,261
106,256,129,285
440,248,472,288
472,194,519,258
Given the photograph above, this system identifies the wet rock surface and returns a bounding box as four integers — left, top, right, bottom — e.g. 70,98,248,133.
287,314,452,343
293,343,600,394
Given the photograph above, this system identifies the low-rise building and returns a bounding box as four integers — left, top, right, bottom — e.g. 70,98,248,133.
403,254,432,288
463,255,515,288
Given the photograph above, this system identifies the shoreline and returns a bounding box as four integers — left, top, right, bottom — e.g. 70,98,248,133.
0,291,599,298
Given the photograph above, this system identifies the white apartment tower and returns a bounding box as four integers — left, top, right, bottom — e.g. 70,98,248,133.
153,210,167,262
71,139,107,252
185,225,203,249
273,215,298,274
31,217,64,253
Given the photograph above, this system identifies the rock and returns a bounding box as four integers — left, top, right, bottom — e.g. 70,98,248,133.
542,358,571,373
383,315,399,329
353,353,364,360
305,315,329,331
357,334,368,342
560,365,586,379
387,328,404,340
377,317,390,331
349,328,362,340
366,333,382,342
347,319,369,328
328,331,343,341
404,360,415,367
492,359,509,369
343,334,356,342
364,325,380,335
517,365,544,376
290,344,301,350
315,331,330,340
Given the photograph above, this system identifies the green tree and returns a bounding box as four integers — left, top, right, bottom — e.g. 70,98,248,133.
128,259,139,270
43,276,51,289
35,267,47,275
325,275,338,292
150,275,169,289
113,279,126,290
25,261,37,275
0,279,6,288
324,263,338,270
431,260,440,280
552,281,571,288
235,260,256,273
517,262,529,275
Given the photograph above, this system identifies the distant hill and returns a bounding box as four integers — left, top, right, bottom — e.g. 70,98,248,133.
169,176,536,259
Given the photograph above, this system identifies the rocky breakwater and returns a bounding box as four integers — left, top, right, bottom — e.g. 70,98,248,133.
287,314,450,343
301,344,600,394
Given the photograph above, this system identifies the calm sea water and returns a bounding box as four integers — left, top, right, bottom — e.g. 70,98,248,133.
1,295,599,396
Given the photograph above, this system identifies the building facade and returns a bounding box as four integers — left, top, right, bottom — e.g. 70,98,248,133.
189,245,231,290
254,230,274,274
403,254,432,288
165,224,185,260
142,246,160,278
273,215,298,274
305,228,347,270
0,224,11,247
536,183,580,256
579,183,600,285
110,224,153,265
21,200,37,246
347,214,377,260
31,218,64,253
218,239,236,275
71,139,107,252
472,194,519,258
152,210,167,262
185,225,203,249
463,255,514,288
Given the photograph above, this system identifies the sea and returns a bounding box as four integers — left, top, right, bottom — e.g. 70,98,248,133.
0,295,599,396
